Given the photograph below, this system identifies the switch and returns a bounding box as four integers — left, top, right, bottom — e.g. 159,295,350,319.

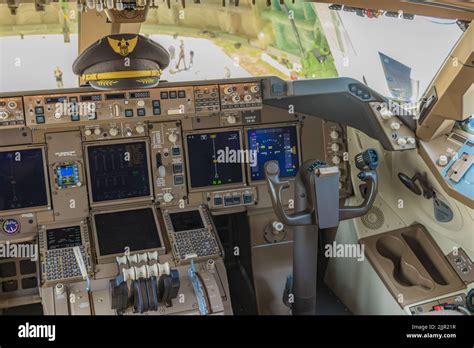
163,193,173,203
53,111,62,119
172,163,183,174
178,90,186,98
113,104,122,117
224,196,234,206
173,175,184,185
379,106,393,120
125,128,133,137
158,165,166,178
233,196,241,205
243,193,253,204
171,146,181,156
213,196,223,206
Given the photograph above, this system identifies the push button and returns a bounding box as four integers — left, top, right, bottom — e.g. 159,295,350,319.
213,196,223,206
34,106,44,114
125,109,134,117
137,108,146,116
36,115,45,124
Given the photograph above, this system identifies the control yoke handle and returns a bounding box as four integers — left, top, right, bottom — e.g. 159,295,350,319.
265,161,312,226
264,149,379,227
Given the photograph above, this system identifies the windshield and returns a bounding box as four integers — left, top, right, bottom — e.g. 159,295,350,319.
0,0,464,103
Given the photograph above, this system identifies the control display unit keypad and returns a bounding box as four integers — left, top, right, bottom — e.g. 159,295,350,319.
162,206,221,264
39,222,93,286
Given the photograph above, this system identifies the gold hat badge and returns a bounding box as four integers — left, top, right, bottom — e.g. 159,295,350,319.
107,36,138,57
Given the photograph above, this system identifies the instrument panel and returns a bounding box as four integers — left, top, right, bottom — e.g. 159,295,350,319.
0,77,360,313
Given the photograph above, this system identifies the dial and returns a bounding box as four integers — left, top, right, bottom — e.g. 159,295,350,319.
2,219,20,235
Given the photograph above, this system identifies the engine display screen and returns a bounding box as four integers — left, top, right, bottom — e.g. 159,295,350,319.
94,208,162,256
169,210,205,232
186,130,244,188
56,163,80,188
87,141,151,202
47,226,82,250
247,126,300,181
0,148,49,211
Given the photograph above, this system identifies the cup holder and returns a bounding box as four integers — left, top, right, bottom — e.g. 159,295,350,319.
376,235,434,290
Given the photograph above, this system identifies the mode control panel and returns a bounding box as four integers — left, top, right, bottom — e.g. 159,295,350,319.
220,82,262,111
370,102,417,151
0,97,25,128
194,85,220,114
150,121,187,207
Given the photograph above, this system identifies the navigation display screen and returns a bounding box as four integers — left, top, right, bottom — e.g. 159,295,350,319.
0,148,48,211
94,208,162,256
186,130,244,188
87,141,151,202
47,226,82,250
169,210,204,232
247,126,300,181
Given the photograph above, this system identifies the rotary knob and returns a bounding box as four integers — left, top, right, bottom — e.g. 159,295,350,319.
438,155,449,167
135,125,145,134
232,95,241,103
0,110,10,120
226,114,236,124
125,128,133,137
329,130,339,140
272,221,284,234
84,129,92,136
168,133,178,143
7,101,17,109
332,156,341,165
94,128,102,136
407,137,416,145
250,85,260,93
109,127,119,137
397,138,407,146
331,143,340,152
163,193,174,203
53,111,62,119
379,106,393,120
244,94,252,102
390,122,401,130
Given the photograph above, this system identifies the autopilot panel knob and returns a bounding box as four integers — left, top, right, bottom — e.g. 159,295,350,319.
168,133,178,143
0,110,10,120
163,193,174,203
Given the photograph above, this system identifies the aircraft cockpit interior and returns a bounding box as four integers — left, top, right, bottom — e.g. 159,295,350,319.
0,1,473,343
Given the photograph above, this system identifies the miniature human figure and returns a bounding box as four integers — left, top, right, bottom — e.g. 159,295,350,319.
224,66,231,79
175,40,187,70
54,66,64,88
168,45,176,60
189,50,194,68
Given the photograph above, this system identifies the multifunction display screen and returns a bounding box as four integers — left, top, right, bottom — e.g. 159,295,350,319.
0,148,48,211
47,226,82,250
87,142,151,202
186,130,244,188
247,126,300,181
